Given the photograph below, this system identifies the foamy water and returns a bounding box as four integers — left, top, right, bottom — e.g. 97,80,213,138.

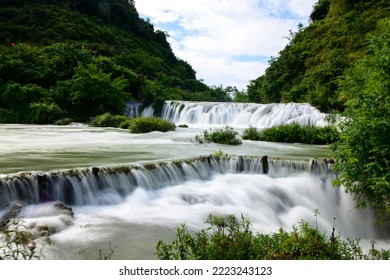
0,102,386,260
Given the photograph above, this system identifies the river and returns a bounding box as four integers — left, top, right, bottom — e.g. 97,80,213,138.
0,101,388,259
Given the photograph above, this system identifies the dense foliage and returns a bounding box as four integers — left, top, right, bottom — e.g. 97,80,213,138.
195,126,242,145
127,116,176,133
242,124,340,144
89,112,129,128
332,19,390,216
0,0,233,123
89,113,176,133
155,214,390,260
246,0,390,113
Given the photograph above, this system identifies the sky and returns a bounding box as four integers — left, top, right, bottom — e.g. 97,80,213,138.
134,0,318,90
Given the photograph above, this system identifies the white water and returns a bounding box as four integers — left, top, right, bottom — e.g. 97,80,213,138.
1,157,388,259
0,101,388,260
14,170,385,260
161,101,329,128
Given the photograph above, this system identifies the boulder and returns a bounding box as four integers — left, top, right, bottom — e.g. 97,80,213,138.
178,124,189,128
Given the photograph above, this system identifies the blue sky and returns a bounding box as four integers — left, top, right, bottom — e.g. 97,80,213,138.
135,0,318,90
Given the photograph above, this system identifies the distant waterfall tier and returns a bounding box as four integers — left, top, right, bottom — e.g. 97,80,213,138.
0,156,332,208
161,101,330,128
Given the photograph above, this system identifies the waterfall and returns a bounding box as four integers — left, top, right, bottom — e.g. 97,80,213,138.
0,156,331,208
2,156,387,256
124,102,142,118
160,101,329,128
124,102,155,118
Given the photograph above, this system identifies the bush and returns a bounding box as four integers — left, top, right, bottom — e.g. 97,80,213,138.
128,117,176,133
212,149,227,159
155,214,390,260
243,124,340,144
242,126,262,141
118,119,133,129
54,118,73,125
89,114,175,133
89,113,129,128
195,126,242,145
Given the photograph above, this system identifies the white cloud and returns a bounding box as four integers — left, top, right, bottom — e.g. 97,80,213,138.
287,0,316,17
135,0,317,90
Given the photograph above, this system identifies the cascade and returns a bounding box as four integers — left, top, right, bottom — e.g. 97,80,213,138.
124,102,142,118
2,156,387,259
160,101,330,128
0,156,330,208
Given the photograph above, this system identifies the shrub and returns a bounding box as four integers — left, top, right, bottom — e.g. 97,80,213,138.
155,214,390,260
89,113,129,128
243,124,339,144
195,126,242,145
118,119,133,129
212,149,227,159
128,117,176,133
242,126,262,140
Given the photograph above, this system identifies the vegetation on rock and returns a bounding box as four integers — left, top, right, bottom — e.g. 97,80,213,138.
90,113,176,133
242,124,340,145
195,126,242,145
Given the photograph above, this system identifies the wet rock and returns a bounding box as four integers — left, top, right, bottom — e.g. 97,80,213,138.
0,202,23,230
54,202,74,217
262,156,269,174
178,124,188,128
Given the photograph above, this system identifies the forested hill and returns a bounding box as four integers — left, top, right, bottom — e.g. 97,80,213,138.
0,0,228,124
246,0,390,113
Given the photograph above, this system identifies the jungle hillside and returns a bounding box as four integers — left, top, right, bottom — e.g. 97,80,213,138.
0,0,389,216
246,0,389,113
0,0,232,123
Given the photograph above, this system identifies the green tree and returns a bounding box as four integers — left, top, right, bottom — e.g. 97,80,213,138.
28,101,64,124
68,63,130,120
0,82,45,122
333,19,390,216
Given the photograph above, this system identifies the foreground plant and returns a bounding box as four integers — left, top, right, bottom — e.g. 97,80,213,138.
0,219,52,260
155,214,390,260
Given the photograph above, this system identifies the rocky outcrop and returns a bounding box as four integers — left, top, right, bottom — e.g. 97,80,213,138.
0,202,23,230
1,201,74,236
